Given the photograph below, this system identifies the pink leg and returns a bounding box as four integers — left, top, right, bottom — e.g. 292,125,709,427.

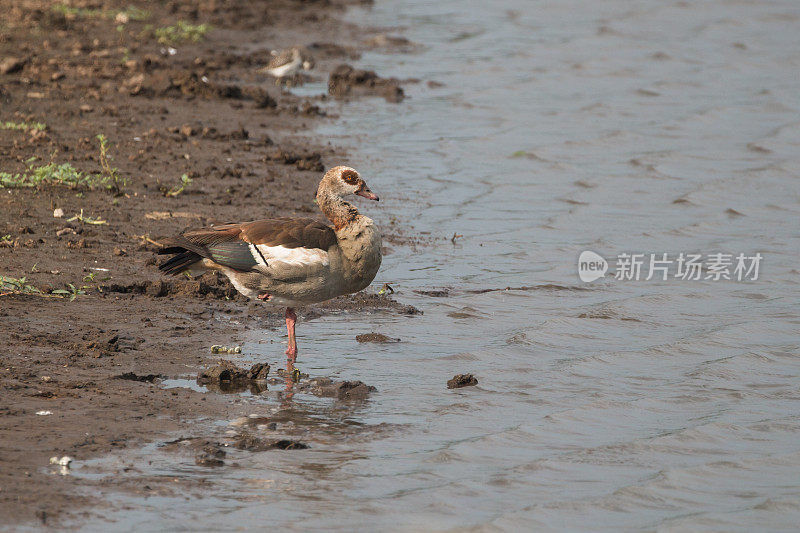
285,307,298,362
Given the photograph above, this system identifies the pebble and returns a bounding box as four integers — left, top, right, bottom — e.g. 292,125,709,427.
210,345,242,354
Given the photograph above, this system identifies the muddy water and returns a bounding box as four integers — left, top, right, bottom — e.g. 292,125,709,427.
74,0,800,530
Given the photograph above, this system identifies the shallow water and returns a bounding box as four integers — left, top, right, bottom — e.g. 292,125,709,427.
73,0,800,530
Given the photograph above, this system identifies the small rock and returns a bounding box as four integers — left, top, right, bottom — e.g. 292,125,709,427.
116,372,161,383
179,123,197,136
198,360,247,383
113,247,127,256
272,439,309,450
313,380,376,400
56,227,75,237
0,56,26,75
53,208,64,218
248,363,270,381
356,333,400,343
198,361,269,385
447,374,478,389
276,368,308,380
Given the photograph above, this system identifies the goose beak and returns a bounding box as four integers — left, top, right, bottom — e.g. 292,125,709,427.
356,188,379,201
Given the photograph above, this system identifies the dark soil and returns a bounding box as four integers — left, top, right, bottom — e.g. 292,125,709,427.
0,0,414,527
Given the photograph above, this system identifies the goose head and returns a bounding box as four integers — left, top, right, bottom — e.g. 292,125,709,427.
317,166,379,202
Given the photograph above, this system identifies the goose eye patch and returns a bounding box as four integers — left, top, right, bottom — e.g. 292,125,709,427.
341,170,360,184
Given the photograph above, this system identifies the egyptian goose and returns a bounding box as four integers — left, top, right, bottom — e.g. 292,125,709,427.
157,166,381,364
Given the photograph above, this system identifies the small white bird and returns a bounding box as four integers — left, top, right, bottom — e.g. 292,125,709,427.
258,48,313,79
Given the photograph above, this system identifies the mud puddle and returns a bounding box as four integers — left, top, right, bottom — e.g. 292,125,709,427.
65,373,396,531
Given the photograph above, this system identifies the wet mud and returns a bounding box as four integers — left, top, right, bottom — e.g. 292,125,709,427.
0,0,416,527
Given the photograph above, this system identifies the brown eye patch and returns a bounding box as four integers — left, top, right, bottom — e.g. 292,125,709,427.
341,169,360,185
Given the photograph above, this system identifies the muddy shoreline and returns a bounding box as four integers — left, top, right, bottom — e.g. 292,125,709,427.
0,1,413,526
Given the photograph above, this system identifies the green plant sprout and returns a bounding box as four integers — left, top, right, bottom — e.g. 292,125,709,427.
1,121,47,132
154,21,210,45
163,174,192,197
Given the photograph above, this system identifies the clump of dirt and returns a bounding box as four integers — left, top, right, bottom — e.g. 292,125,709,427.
415,288,451,297
74,333,128,358
307,378,377,400
194,442,226,467
328,64,405,103
272,439,309,450
316,292,422,315
356,333,401,343
197,361,270,386
264,148,325,172
115,372,162,383
232,433,308,451
161,437,227,467
363,34,423,54
275,368,309,381
447,374,478,389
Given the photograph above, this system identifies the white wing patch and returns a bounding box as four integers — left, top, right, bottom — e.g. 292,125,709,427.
256,245,330,267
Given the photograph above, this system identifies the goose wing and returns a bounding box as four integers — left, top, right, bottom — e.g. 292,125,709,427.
159,218,335,278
